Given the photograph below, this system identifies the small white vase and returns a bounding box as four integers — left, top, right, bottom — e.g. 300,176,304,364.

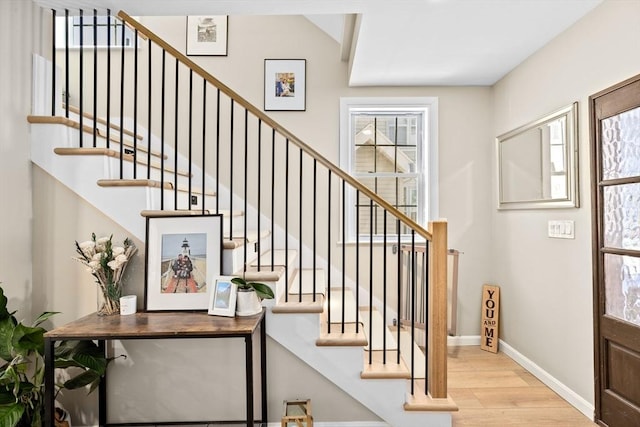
235,288,262,316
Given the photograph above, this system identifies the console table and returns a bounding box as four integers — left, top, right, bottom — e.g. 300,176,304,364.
44,310,267,426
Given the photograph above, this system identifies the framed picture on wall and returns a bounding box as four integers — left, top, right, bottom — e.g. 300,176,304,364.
186,15,228,56
144,214,222,311
264,59,306,111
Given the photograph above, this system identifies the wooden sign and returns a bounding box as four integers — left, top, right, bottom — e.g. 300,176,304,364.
481,284,500,353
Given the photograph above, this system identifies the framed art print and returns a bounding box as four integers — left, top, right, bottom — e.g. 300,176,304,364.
144,214,222,311
186,16,228,56
264,59,306,111
208,276,237,317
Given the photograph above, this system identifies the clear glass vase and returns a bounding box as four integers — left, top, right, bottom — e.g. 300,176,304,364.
97,287,120,316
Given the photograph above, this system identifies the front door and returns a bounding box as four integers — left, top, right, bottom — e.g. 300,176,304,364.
591,74,640,426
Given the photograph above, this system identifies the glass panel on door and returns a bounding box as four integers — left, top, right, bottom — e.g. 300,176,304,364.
601,106,640,180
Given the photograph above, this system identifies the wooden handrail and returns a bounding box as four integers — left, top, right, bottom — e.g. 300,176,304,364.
117,10,432,241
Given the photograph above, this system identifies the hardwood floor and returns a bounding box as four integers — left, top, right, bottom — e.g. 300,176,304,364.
448,346,597,426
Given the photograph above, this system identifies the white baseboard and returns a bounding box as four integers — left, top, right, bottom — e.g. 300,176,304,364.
499,340,595,421
447,335,481,346
268,423,389,427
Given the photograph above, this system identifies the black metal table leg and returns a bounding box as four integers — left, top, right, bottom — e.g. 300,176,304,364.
246,334,254,427
261,314,267,424
98,340,106,426
44,338,55,427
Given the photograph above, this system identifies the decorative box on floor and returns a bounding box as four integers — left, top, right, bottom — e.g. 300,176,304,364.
281,399,313,427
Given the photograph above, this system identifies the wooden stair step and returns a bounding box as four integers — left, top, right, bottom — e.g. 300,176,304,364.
233,264,285,282
97,179,217,197
140,209,243,218
360,350,410,379
403,379,458,412
53,147,191,178
316,320,367,347
64,103,144,141
289,269,326,295
272,293,324,314
360,307,398,351
222,230,270,249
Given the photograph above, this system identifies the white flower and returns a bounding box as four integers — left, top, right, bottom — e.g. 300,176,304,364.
96,236,110,245
79,241,96,256
92,253,103,261
112,246,125,256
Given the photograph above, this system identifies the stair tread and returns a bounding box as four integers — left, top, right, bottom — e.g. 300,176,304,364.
361,350,411,379
140,209,243,218
234,265,285,282
289,269,326,295
222,230,270,249
97,179,217,196
64,103,144,141
316,321,368,347
272,293,324,314
53,147,191,178
404,380,458,412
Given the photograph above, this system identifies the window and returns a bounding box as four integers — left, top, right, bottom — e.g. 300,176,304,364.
340,97,438,241
55,14,136,48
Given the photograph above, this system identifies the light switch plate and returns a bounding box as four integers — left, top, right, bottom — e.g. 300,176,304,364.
548,220,575,239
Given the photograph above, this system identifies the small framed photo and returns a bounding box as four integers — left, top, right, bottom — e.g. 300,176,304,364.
264,59,306,111
186,16,228,56
208,276,237,317
144,214,222,311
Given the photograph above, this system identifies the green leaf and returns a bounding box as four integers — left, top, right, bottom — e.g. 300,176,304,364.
231,277,248,288
0,389,17,405
11,324,44,355
73,353,107,375
250,282,275,300
0,287,9,320
0,403,24,427
0,318,16,361
31,312,59,328
62,369,100,390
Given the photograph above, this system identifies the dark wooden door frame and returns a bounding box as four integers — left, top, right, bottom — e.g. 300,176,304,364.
590,72,640,426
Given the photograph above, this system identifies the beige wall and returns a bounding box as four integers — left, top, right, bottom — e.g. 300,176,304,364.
492,0,640,408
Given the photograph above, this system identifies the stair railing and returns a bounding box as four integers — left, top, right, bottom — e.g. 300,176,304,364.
44,8,450,402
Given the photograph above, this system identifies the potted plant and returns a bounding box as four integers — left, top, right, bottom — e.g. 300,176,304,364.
231,277,274,316
0,285,115,427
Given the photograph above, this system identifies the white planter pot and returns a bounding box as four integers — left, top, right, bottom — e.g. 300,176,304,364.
235,289,262,316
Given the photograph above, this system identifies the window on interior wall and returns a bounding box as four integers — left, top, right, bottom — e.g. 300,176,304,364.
55,14,136,48
340,97,438,242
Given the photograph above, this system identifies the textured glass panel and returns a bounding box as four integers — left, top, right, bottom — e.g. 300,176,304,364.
605,254,640,326
604,183,640,250
602,106,640,180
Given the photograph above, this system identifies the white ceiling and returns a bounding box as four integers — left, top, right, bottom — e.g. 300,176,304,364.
34,0,604,86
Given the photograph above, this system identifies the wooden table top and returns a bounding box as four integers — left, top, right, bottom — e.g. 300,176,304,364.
44,310,265,340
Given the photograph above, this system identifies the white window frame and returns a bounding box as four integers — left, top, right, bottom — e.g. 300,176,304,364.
55,15,136,49
339,97,439,243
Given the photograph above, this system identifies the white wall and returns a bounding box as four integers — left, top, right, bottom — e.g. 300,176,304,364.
0,1,40,319
492,0,640,411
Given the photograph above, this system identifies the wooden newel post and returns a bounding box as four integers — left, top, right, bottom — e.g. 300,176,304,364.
428,220,448,399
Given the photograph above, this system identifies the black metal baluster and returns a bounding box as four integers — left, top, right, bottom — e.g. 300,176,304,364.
369,199,374,365
257,119,262,270
51,9,56,116
146,37,151,179
313,159,317,301
119,20,125,178
356,190,360,334
78,9,84,147
341,179,346,333
173,58,179,208
201,82,207,214
105,11,110,145
397,219,402,364
64,9,69,118
243,109,248,273
383,209,387,364
327,170,332,333
188,70,193,209
160,49,166,210
284,139,289,302
92,10,97,148
271,129,275,271
298,148,303,302
215,89,220,214
229,99,234,240
133,28,138,178
410,230,416,395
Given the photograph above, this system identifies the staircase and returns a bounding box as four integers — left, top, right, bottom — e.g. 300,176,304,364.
28,9,456,426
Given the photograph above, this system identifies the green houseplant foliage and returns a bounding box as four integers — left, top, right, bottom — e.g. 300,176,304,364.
0,286,113,427
230,277,275,300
